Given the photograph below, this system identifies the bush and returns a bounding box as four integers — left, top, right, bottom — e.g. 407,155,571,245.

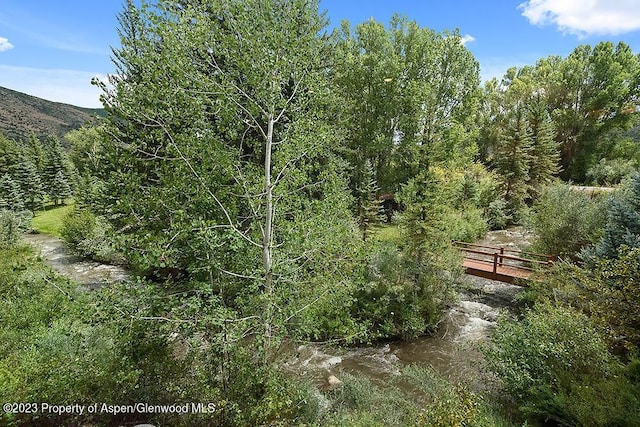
351,244,456,340
61,207,121,263
587,158,638,186
485,303,640,426
0,210,23,249
475,171,512,230
443,206,488,242
484,198,511,230
292,277,369,343
533,247,640,355
528,184,607,259
0,247,318,426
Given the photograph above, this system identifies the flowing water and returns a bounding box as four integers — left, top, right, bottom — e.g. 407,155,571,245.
23,228,533,390
282,227,534,389
23,233,130,289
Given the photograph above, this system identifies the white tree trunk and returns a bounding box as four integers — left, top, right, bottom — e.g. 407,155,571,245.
263,115,275,359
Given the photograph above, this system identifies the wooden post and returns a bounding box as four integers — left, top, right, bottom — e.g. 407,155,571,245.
493,252,498,275
499,247,504,267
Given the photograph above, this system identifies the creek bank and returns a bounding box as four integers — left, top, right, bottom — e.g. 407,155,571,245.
23,227,532,394
23,233,130,289
282,227,532,390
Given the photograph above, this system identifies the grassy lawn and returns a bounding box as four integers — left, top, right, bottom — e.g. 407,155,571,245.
31,203,74,237
373,223,402,244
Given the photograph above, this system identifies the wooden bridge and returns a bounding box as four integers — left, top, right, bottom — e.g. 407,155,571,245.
453,241,554,284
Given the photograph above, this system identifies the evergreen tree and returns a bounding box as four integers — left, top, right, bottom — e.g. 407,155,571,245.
356,159,382,240
43,137,72,204
14,158,45,211
50,170,72,206
589,173,640,260
26,133,46,174
398,169,446,258
528,97,560,196
494,108,533,221
0,174,25,212
0,135,21,176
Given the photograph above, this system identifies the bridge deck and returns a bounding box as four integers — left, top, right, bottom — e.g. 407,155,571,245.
454,240,553,284
462,258,532,283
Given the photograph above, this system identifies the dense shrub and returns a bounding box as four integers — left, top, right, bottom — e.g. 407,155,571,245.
528,184,607,259
292,241,457,343
430,164,507,232
61,207,121,263
0,245,318,426
587,158,638,186
291,277,369,343
442,206,488,242
352,245,456,340
0,210,23,249
485,304,640,426
483,198,509,230
528,246,640,355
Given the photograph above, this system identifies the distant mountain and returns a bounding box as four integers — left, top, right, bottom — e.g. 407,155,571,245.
0,85,105,143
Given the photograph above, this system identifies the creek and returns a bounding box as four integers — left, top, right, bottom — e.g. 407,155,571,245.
281,227,534,390
24,227,533,390
23,233,130,289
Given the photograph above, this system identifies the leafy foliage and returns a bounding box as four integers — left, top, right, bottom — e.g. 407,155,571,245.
322,366,514,427
0,244,318,426
333,15,480,208
485,304,640,426
490,235,640,425
0,210,25,249
531,247,640,355
61,207,121,263
587,158,638,186
482,41,640,183
353,244,455,340
588,247,640,353
529,183,608,259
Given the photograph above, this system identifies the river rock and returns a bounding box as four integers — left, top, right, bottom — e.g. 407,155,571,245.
321,375,342,391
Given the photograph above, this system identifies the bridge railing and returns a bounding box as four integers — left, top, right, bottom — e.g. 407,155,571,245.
452,241,554,274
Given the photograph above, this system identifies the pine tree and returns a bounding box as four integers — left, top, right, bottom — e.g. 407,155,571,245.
43,137,72,204
398,169,448,259
15,158,45,211
0,174,25,212
590,173,640,260
26,133,46,174
0,135,21,176
494,108,533,221
528,97,560,196
50,170,72,206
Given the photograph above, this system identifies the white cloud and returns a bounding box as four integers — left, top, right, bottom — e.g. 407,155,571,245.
460,34,476,46
0,37,14,52
0,65,104,108
519,0,640,36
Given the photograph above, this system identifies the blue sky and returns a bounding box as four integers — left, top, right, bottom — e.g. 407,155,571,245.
1,0,639,108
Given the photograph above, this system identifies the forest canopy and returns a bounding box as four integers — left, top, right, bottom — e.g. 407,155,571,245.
1,0,640,426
